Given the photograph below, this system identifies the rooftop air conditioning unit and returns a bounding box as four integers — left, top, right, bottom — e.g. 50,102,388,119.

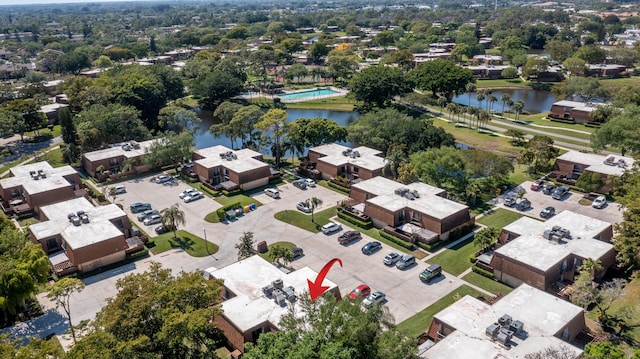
353,150,360,157
485,323,500,339
412,190,419,198
342,149,352,156
509,320,524,336
498,314,512,326
496,331,512,346
262,284,274,297
272,279,283,289
404,192,415,200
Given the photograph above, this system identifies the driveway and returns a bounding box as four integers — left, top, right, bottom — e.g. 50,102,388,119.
495,180,624,225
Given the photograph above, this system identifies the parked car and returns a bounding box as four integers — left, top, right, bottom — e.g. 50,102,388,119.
304,179,316,187
362,291,386,307
543,184,557,195
183,191,204,203
296,201,312,213
530,179,544,191
291,247,304,259
361,241,382,255
396,254,416,270
265,188,280,198
130,202,152,213
292,180,307,190
540,206,555,219
552,186,570,200
113,185,126,194
420,263,443,283
182,162,197,178
592,196,607,209
144,214,162,226
155,224,175,234
321,222,342,234
504,192,518,207
383,252,401,266
515,198,531,211
137,209,159,222
348,284,371,299
338,230,361,244
179,188,199,199
154,174,172,183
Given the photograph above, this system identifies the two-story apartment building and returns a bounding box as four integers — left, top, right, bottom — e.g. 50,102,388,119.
192,145,274,191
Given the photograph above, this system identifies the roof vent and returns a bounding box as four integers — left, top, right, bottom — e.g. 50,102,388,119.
342,149,352,156
404,192,415,200
353,150,360,157
130,141,140,149
411,190,419,198
394,187,410,196
121,143,131,151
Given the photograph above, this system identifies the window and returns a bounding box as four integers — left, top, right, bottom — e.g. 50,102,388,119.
412,211,421,222
352,166,359,173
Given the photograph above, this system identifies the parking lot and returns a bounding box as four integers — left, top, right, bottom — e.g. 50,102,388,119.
496,180,624,225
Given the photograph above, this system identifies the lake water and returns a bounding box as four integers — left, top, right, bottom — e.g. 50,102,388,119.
452,88,557,114
193,108,359,150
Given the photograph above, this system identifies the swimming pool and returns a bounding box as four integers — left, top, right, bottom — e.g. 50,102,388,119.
278,88,340,101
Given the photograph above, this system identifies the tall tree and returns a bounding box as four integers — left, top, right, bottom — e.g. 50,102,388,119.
348,65,412,108
410,147,468,195
583,341,626,359
76,103,150,151
613,201,640,271
473,227,500,251
235,232,257,260
410,59,475,100
211,101,243,148
160,203,185,239
230,105,263,148
143,131,194,172
67,264,224,358
306,197,323,224
518,135,559,174
59,106,78,145
244,292,418,359
256,109,289,168
591,105,640,154
46,278,85,344
382,144,408,180
157,105,200,133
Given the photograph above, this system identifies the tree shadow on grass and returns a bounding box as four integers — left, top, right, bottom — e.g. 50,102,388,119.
169,237,195,251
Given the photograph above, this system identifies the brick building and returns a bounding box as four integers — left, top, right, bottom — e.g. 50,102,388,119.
551,150,634,193
0,161,82,215
490,210,615,291
192,145,274,191
424,284,584,358
548,100,606,124
28,197,135,275
203,256,340,353
349,177,474,243
82,140,156,178
306,144,386,181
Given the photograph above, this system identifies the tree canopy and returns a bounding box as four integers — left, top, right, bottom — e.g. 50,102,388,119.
75,103,151,151
410,59,475,100
348,65,413,108
244,293,417,359
591,105,640,155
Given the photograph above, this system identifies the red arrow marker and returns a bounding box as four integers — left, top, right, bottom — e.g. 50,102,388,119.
307,258,342,301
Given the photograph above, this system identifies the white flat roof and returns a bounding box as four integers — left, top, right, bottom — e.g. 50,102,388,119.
82,139,157,162
497,211,613,272
426,284,583,359
1,162,77,195
30,197,127,249
318,145,385,171
552,100,604,113
353,177,467,220
39,103,68,113
194,145,268,173
207,255,337,332
556,150,634,176
309,143,350,157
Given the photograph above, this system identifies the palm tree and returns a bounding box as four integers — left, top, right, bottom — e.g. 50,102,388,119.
452,104,462,124
475,91,485,112
478,110,492,131
501,94,511,114
465,82,476,107
445,102,457,121
383,144,407,179
437,96,447,113
506,99,514,118
468,107,479,129
161,203,186,239
306,197,323,223
580,258,603,276
513,100,525,121
488,95,498,113
484,88,493,111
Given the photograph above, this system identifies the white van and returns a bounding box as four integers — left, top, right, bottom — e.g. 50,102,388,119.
114,185,126,194
265,188,280,198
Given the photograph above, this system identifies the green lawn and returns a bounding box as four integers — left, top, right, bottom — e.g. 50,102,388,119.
462,272,514,295
215,193,263,207
259,241,296,262
476,78,529,89
274,206,337,233
148,230,218,257
397,285,487,338
284,95,355,112
476,208,525,228
509,164,532,185
38,147,66,167
427,236,478,276
432,119,520,156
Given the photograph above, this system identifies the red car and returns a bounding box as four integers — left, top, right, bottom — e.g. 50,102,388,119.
348,284,371,299
530,179,544,191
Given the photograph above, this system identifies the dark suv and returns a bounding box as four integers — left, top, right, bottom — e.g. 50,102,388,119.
552,186,570,200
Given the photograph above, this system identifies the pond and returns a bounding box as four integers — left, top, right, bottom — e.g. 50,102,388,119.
193,108,359,150
452,88,558,114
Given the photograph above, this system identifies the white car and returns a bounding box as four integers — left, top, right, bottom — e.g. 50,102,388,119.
304,179,316,187
321,222,342,234
179,188,199,199
362,291,386,307
592,196,607,209
143,214,162,226
183,191,204,203
154,174,172,183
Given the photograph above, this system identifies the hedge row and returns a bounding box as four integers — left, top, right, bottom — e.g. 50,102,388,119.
222,189,242,197
327,181,350,194
337,211,373,229
417,241,445,252
472,264,495,279
469,255,477,264
200,185,219,197
216,202,242,221
379,230,414,250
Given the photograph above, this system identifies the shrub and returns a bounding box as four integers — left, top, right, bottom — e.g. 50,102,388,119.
337,211,373,229
327,181,350,194
126,249,150,261
200,185,219,197
379,230,414,250
417,241,445,252
216,202,242,221
222,189,242,196
472,264,495,279
469,254,477,264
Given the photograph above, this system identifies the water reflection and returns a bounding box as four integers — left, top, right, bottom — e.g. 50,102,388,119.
452,88,557,114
